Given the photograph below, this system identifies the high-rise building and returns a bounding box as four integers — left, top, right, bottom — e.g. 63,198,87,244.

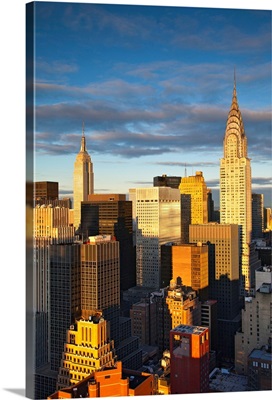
34,181,58,201
130,300,157,347
252,193,264,239
166,279,201,328
80,236,120,345
170,325,210,394
81,194,136,291
161,242,209,301
235,282,272,375
129,187,181,289
34,205,75,241
220,78,255,295
57,313,116,390
179,171,208,225
73,126,94,230
153,174,181,189
201,300,218,354
189,223,241,362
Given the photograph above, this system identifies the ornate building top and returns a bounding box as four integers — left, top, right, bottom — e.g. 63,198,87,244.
223,75,248,158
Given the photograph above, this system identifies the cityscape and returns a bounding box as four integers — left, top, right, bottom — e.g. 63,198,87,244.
25,1,271,399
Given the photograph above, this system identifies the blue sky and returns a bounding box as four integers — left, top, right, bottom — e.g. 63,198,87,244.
32,0,271,207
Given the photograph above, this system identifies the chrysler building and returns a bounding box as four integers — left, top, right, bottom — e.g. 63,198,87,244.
220,76,259,296
73,124,94,230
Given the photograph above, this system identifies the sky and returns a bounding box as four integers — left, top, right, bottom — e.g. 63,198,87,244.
31,0,272,208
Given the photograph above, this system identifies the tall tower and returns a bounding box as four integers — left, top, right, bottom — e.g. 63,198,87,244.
179,171,208,225
73,124,94,230
179,171,208,243
129,187,181,289
220,76,253,295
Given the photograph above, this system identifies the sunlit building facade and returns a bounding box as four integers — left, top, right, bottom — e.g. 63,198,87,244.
129,187,181,289
57,314,116,390
179,171,208,225
220,79,256,295
189,223,241,362
73,127,94,230
167,242,209,301
170,325,210,394
166,279,201,328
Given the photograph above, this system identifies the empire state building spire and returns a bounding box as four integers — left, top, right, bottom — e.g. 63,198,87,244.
73,124,94,230
80,122,86,152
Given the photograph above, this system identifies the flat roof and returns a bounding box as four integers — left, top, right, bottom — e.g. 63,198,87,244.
209,369,248,392
171,324,207,335
249,348,272,362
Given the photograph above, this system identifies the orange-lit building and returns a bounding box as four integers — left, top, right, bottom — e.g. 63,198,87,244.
163,242,209,301
170,324,210,394
48,361,155,398
166,279,201,328
57,313,116,390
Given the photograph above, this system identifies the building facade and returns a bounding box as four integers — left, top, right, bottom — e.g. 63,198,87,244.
179,171,208,225
162,242,209,301
170,325,210,394
166,279,201,328
189,223,241,362
153,174,181,189
235,283,272,375
252,193,264,239
34,181,58,201
57,314,116,390
81,194,136,291
80,236,120,345
220,79,253,295
129,187,181,289
73,127,94,230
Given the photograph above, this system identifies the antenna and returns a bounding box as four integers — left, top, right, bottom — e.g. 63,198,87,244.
82,121,85,137
184,163,187,177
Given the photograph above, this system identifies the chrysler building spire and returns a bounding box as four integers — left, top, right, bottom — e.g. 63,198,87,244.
220,75,258,296
223,73,247,159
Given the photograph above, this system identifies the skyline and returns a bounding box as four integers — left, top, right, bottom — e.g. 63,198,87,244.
0,1,270,399
33,1,271,207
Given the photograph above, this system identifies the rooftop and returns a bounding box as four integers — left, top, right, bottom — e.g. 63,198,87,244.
171,324,207,335
209,368,248,392
249,347,272,362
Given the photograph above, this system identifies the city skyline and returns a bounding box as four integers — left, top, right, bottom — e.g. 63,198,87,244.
33,1,271,207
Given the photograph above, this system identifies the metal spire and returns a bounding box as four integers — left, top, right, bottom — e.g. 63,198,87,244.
80,122,86,152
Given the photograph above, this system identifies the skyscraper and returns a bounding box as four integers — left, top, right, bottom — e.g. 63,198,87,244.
73,125,94,230
179,171,208,243
80,235,120,345
162,242,209,301
129,187,181,289
220,77,253,295
252,193,264,239
189,223,241,361
179,171,208,225
81,194,136,291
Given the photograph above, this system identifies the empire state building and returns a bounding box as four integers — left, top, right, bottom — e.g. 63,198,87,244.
220,77,259,296
73,125,94,230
